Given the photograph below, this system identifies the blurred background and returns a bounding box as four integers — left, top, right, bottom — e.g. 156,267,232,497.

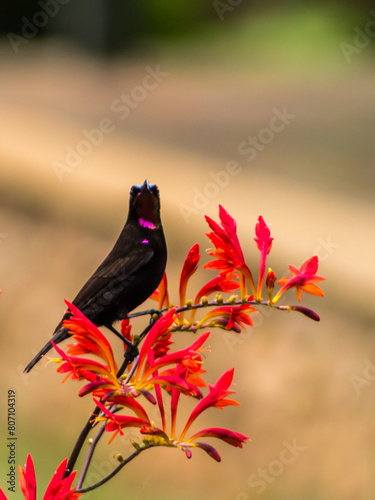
1,1,375,498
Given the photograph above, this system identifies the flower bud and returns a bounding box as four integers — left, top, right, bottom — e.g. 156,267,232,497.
228,295,238,304
266,268,276,302
215,294,223,305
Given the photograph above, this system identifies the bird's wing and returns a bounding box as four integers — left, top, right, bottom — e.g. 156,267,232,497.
72,244,155,311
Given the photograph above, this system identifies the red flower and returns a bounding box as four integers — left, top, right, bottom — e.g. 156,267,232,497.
197,305,256,332
18,454,36,500
138,365,249,462
53,341,108,383
95,399,151,444
184,427,249,462
43,458,81,500
13,454,82,500
179,243,200,307
164,368,250,462
63,301,118,376
187,427,249,448
135,332,208,399
204,206,256,298
54,305,205,402
179,368,240,441
151,331,173,360
194,274,239,304
120,319,133,343
149,332,209,377
254,216,273,299
135,308,177,378
51,302,122,397
273,256,325,303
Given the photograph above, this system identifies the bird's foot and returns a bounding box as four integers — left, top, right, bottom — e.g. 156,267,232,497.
124,343,139,364
106,323,139,364
128,308,162,320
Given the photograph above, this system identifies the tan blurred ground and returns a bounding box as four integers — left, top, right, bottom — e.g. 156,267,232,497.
0,40,375,499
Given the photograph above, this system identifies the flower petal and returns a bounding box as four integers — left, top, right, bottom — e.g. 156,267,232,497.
187,427,249,448
18,454,36,500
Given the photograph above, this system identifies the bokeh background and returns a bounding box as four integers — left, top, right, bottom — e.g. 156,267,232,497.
1,1,375,499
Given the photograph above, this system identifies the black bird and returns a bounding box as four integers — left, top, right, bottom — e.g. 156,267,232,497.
24,180,167,373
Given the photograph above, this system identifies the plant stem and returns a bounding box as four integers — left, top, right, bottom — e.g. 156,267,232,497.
76,419,107,489
75,446,148,494
76,358,139,487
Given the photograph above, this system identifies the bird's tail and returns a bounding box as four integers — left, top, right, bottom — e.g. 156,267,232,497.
24,327,70,373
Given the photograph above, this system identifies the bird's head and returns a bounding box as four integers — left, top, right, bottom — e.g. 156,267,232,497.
129,180,161,227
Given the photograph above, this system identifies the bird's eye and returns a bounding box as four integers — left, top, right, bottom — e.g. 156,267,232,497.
150,185,159,196
130,186,141,197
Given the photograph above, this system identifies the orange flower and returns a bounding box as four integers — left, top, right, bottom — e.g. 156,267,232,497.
273,256,325,303
197,305,256,332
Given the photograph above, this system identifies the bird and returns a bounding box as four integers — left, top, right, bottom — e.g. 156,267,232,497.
24,180,167,373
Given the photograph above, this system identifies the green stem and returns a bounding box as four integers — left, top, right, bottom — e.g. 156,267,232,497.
75,446,148,494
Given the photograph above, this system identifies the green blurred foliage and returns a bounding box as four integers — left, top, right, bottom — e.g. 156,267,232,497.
137,0,212,37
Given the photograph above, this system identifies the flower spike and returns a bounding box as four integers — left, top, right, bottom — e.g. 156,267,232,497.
204,205,256,298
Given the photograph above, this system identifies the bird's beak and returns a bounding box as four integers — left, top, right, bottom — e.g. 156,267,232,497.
140,179,151,194
133,180,160,223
